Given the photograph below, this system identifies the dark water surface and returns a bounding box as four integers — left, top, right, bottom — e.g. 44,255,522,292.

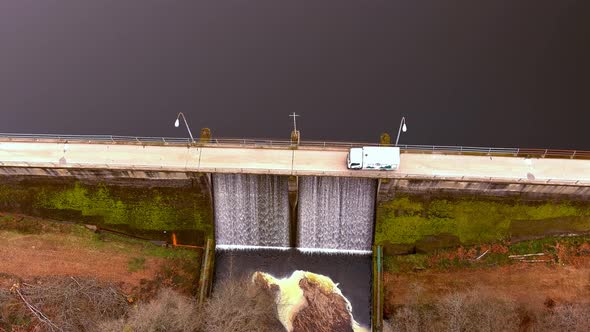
2,1,588,150
215,248,372,328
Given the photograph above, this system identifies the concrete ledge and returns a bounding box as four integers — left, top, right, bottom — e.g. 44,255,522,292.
379,178,590,201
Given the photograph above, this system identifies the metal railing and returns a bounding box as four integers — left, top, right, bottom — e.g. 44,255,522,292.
0,132,589,160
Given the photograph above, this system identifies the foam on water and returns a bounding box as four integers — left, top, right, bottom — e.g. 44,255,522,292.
296,247,372,255
216,244,292,251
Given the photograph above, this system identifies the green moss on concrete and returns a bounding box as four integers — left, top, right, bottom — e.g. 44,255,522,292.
35,184,128,224
0,179,213,239
33,183,210,232
0,185,30,205
376,195,590,246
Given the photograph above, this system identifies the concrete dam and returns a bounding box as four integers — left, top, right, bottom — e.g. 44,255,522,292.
2,135,590,331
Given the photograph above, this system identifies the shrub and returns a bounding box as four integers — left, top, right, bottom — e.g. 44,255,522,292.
388,290,520,332
290,130,300,145
99,288,202,332
202,278,282,332
539,303,590,331
200,128,211,143
100,278,280,332
380,133,391,146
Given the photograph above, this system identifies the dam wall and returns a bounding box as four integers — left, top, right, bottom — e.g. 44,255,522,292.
0,173,214,245
375,178,590,255
378,178,590,202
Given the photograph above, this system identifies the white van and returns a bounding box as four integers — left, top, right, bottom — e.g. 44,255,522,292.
346,146,400,170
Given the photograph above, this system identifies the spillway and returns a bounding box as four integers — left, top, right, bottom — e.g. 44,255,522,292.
213,174,290,247
297,176,377,251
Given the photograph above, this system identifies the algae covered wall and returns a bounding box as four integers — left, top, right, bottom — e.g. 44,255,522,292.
375,193,590,254
0,175,213,245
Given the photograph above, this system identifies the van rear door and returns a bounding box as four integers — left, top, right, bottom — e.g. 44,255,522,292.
347,148,363,169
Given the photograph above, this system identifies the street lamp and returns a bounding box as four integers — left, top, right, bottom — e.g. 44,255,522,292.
395,116,407,146
174,112,195,143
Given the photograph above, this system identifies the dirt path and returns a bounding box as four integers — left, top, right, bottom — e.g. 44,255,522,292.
0,231,162,292
385,258,590,311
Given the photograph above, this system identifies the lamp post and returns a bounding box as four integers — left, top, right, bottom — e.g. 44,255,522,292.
395,116,407,146
174,112,195,143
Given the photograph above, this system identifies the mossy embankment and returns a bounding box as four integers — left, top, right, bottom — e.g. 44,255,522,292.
375,194,590,254
0,176,213,245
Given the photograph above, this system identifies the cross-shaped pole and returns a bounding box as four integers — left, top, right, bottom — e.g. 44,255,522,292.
289,112,300,132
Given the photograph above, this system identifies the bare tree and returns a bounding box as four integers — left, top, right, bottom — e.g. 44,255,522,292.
539,303,590,332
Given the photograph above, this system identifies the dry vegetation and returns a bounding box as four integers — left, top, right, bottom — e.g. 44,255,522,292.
6,277,589,332
383,236,590,331
98,288,203,332
202,278,283,332
383,287,590,332
2,268,589,332
99,278,283,332
0,277,128,331
0,277,281,332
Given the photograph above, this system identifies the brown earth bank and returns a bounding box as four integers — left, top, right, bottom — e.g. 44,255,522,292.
0,234,161,291
0,213,200,298
385,259,590,313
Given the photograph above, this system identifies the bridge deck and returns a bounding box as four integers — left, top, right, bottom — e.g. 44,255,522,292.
0,140,589,186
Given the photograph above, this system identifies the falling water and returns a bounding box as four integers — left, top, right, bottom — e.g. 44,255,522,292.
297,176,377,251
213,174,290,247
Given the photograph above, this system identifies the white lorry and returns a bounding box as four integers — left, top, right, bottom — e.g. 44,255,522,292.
346,146,401,170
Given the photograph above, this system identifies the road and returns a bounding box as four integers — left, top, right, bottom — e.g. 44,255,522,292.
0,141,589,185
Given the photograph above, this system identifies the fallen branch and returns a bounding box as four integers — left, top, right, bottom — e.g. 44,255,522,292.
475,249,489,260
521,259,551,263
508,253,545,259
70,276,82,288
13,285,63,332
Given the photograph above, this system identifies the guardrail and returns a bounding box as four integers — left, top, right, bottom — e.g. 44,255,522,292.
0,133,589,160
